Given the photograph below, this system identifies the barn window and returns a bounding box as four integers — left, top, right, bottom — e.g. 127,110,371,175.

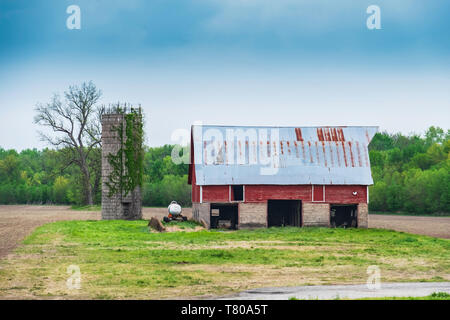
231,185,244,201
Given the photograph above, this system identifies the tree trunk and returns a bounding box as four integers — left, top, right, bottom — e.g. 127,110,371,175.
82,169,93,205
92,168,101,203
91,151,102,203
80,154,93,206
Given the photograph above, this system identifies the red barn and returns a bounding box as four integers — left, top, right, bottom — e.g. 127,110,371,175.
188,125,378,229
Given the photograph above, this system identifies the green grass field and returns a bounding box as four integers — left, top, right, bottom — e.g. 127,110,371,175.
70,205,102,211
0,220,449,299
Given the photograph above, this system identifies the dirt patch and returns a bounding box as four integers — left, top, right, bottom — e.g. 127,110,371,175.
163,226,204,233
0,205,101,259
0,206,193,259
138,240,361,252
369,214,450,239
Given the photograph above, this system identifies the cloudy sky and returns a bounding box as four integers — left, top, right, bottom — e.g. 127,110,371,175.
0,0,449,151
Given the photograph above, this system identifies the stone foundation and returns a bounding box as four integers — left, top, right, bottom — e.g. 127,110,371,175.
357,203,369,228
192,202,211,228
302,202,330,227
238,203,267,229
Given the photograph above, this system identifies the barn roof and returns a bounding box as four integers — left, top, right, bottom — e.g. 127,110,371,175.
190,125,378,186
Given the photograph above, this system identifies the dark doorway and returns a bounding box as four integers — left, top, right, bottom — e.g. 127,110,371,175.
231,185,244,201
330,204,357,228
210,203,238,229
122,202,130,217
268,200,302,227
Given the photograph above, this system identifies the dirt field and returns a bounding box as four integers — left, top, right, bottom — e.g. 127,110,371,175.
0,206,193,259
369,214,450,239
0,205,448,259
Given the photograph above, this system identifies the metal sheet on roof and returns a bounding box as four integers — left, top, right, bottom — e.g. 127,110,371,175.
192,125,378,186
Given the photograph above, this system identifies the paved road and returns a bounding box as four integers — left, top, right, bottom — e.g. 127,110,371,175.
222,282,450,300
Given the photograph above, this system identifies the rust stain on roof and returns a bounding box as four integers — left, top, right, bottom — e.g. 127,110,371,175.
356,141,363,167
335,141,341,167
341,141,348,167
348,141,355,167
315,141,320,165
308,141,314,163
295,128,304,141
363,143,369,167
338,128,345,141
329,142,335,167
321,141,328,167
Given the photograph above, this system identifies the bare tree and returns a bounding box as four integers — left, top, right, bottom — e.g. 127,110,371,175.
34,81,104,205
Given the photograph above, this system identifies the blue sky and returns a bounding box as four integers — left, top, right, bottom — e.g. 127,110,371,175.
0,0,449,150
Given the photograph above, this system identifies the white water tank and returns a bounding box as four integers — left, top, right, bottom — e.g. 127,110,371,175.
168,201,182,216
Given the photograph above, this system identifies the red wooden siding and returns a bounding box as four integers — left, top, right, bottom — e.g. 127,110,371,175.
189,129,201,203
325,185,367,203
202,185,229,202
245,185,312,202
192,184,368,204
191,168,200,203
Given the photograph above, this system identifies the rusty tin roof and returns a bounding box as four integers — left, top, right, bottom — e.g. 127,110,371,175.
191,125,378,186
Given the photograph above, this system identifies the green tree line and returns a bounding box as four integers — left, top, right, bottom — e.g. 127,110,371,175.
368,126,449,214
0,145,190,207
0,126,448,214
